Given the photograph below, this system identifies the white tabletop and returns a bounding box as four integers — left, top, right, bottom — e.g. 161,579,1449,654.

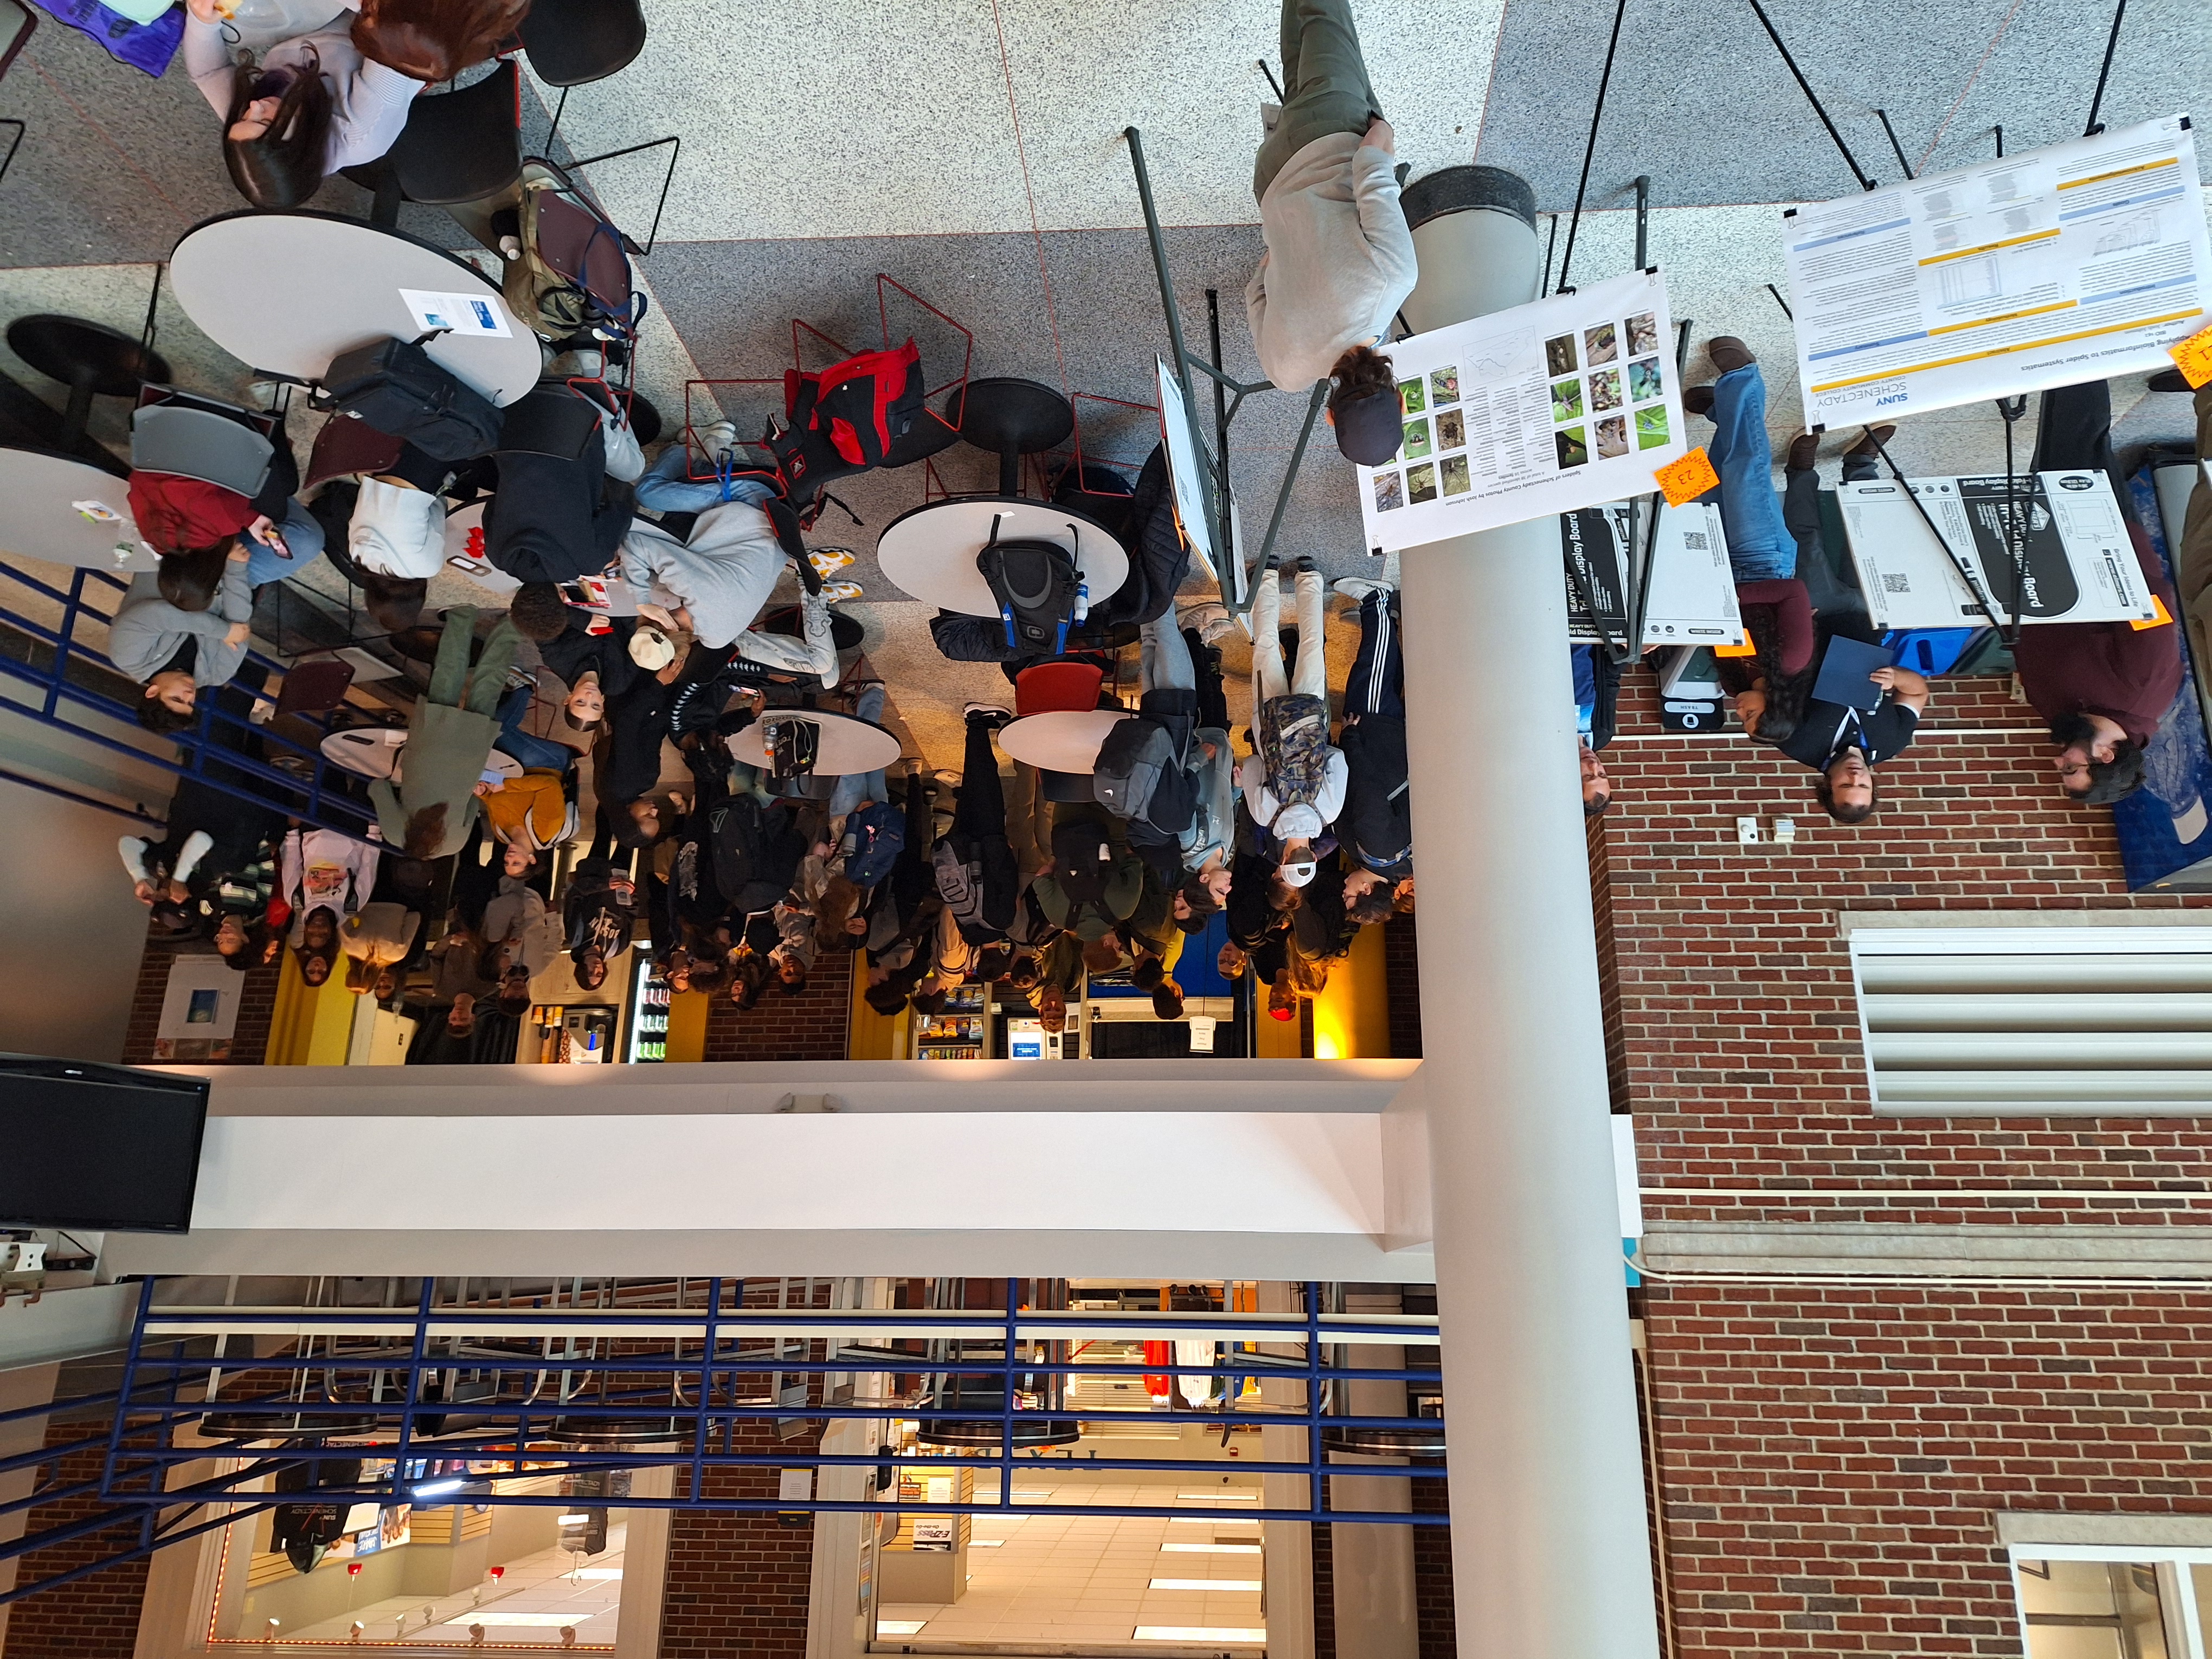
726,710,901,777
321,725,520,782
997,709,1133,774
0,449,158,573
874,496,1129,618
438,500,519,594
170,212,542,408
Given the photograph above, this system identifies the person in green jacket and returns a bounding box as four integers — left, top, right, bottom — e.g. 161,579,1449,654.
371,607,521,859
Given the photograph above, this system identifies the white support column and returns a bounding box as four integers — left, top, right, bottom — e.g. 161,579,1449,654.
1396,166,1662,1659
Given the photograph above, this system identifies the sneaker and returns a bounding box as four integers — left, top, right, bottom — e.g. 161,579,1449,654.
807,545,857,578
1332,576,1392,606
697,419,737,456
933,767,966,790
1681,385,1716,418
1707,336,1755,374
2147,368,2191,394
963,702,1014,725
1843,423,1896,459
1287,556,1319,575
818,579,863,603
1786,433,1819,472
1180,601,1236,644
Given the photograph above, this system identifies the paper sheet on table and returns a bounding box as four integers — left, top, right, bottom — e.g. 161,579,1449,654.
398,287,514,338
1155,358,1216,573
1562,498,1742,647
1355,269,1687,551
1837,470,2156,628
1783,114,2210,428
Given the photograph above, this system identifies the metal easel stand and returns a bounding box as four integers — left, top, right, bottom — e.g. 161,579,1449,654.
1124,125,1325,620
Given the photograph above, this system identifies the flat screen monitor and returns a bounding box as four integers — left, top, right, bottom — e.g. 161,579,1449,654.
0,1055,210,1232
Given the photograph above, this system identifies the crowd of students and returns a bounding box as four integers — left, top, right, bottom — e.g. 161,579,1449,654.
89,0,2212,1058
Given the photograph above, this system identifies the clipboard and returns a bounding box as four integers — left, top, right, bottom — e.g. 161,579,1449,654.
1810,636,1894,710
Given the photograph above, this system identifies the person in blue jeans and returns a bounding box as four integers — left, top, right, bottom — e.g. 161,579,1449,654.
1680,338,1796,582
634,421,779,515
493,683,578,774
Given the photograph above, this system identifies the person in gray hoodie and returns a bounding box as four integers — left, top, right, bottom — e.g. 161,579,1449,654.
108,545,255,734
1245,0,1416,469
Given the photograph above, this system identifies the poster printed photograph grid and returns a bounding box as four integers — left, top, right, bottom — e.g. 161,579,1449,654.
1357,269,1687,553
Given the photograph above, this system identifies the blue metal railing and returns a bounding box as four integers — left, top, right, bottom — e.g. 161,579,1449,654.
0,1278,1448,1609
0,558,376,841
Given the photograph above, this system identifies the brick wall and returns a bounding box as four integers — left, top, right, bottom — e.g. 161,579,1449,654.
1644,1281,2212,1658
1597,674,2212,1229
1383,914,1421,1059
701,951,851,1063
2,1437,150,1659
657,1446,818,1659
120,931,281,1066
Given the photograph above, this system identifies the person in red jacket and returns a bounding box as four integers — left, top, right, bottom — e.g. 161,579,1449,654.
2010,380,2184,804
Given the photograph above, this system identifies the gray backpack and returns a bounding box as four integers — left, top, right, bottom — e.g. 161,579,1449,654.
1091,718,1174,820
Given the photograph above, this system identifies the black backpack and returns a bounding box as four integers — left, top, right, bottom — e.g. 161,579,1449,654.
319,335,502,462
766,340,923,508
710,795,803,916
979,515,1081,654
1092,718,1173,822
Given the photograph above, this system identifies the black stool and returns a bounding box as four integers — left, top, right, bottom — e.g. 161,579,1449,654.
387,60,524,208
943,376,1072,494
6,314,169,447
520,0,645,85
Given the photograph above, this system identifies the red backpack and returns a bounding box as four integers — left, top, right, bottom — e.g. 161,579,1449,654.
766,340,923,502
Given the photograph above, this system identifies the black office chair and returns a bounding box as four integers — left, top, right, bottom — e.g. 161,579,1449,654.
385,59,524,206
519,0,645,86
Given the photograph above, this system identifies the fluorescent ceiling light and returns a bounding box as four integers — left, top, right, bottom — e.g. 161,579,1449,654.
412,1480,464,1500
556,1513,592,1525
443,1615,591,1628
1150,1579,1263,1592
1177,1493,1258,1501
1161,1542,1261,1554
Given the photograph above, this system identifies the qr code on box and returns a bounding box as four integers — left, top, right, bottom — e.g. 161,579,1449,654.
1682,532,1708,550
1881,572,1911,593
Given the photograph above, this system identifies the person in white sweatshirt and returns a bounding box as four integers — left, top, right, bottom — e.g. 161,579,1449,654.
1244,0,1416,470
184,0,422,207
619,501,842,687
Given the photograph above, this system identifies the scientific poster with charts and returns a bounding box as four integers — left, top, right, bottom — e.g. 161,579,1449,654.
1355,269,1687,552
1783,115,2211,429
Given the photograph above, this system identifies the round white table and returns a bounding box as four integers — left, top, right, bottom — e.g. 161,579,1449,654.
169,211,542,408
997,709,1133,774
320,725,520,782
874,496,1129,618
0,448,158,573
726,710,901,778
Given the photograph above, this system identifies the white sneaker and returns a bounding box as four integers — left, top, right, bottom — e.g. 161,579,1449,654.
1332,577,1393,606
697,419,737,457
1179,601,1236,644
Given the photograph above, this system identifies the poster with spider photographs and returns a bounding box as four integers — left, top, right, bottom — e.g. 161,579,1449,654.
1356,268,1686,554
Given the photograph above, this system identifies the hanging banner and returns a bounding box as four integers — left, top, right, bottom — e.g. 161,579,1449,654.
1561,499,1744,648
1783,114,2210,429
1836,471,2157,629
1354,268,1687,552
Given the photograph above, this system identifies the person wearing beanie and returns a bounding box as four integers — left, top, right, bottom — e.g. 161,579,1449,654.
1245,0,1416,466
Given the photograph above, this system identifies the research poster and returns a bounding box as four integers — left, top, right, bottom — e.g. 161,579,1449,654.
1562,499,1744,647
1784,115,2211,428
1836,471,2157,629
1356,268,1687,552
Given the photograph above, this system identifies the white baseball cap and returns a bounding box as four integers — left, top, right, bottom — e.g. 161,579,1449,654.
628,625,676,671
